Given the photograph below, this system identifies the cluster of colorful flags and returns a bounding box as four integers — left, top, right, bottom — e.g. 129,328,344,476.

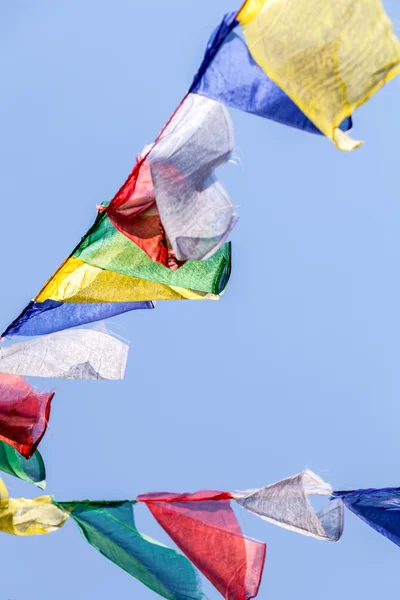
1,0,400,598
0,470,400,600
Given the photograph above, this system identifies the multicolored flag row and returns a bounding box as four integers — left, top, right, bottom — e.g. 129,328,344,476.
1,0,399,599
3,0,400,344
0,471,399,599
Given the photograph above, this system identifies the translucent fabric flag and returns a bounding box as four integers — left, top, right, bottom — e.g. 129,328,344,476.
138,490,266,600
191,12,352,136
0,480,67,536
237,0,400,150
0,328,129,380
76,213,231,294
333,487,400,547
104,157,181,269
145,94,237,262
106,93,237,265
234,470,343,541
54,500,205,600
0,374,53,458
0,441,46,489
2,215,230,338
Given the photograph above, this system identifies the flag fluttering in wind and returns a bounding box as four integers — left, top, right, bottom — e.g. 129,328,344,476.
0,374,53,459
334,487,400,547
191,12,353,136
139,490,266,600
0,479,66,536
2,217,231,337
234,470,343,541
0,328,129,380
0,441,46,489
236,0,400,150
54,500,205,600
3,472,400,599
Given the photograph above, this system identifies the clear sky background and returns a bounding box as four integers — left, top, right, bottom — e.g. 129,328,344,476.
1,1,400,598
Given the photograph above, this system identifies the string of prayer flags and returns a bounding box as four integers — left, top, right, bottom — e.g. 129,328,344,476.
5,474,400,599
2,218,231,338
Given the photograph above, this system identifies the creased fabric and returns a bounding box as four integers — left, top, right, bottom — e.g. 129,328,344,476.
76,214,231,295
234,470,343,541
0,441,46,489
105,158,181,268
191,12,352,135
0,481,67,536
107,93,237,264
146,94,238,262
0,498,68,536
0,374,53,459
2,221,227,338
334,487,400,547
238,0,400,150
2,299,153,338
0,329,129,380
139,490,266,600
34,258,213,303
2,215,228,337
55,500,205,600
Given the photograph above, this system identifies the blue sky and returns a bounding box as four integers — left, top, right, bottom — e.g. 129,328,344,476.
1,1,400,598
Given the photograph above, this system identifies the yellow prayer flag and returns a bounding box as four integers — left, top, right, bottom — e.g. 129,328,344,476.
35,258,217,303
238,0,400,150
0,480,68,536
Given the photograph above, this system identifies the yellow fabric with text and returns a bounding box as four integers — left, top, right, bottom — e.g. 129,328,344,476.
0,480,68,536
35,258,218,303
238,0,400,150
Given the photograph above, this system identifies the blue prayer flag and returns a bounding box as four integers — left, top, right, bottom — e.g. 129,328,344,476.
334,488,400,547
191,13,352,135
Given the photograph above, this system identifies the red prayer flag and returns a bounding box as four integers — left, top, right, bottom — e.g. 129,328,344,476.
0,374,53,458
138,490,266,600
105,157,183,270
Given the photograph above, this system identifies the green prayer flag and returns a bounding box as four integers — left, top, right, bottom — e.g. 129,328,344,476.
0,442,46,489
75,213,231,295
54,500,204,600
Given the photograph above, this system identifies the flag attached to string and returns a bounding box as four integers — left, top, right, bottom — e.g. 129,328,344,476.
334,487,400,547
0,328,129,380
2,213,231,337
54,500,205,600
191,12,353,135
237,0,400,150
3,298,153,338
234,470,343,541
143,94,237,262
107,94,237,264
0,479,67,536
139,490,266,600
